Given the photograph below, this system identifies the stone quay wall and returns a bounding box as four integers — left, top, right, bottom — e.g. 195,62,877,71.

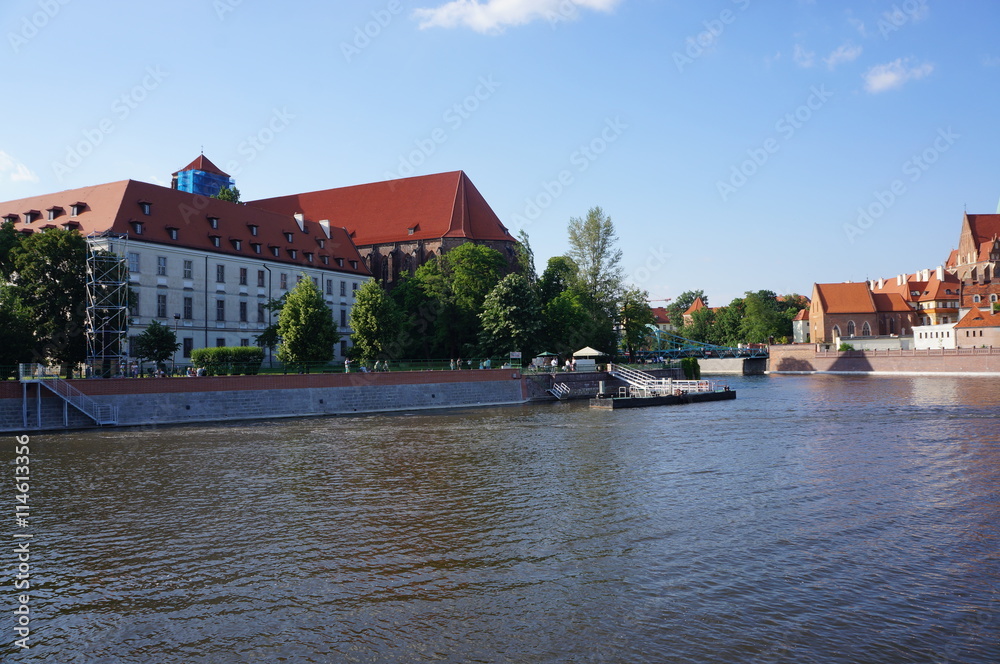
768,344,1000,375
0,369,527,433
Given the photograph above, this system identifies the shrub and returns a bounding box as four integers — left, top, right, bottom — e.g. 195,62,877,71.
681,356,702,379
838,342,855,352
191,346,263,375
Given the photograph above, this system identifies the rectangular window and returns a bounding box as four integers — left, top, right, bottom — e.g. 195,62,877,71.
239,301,248,322
130,292,140,316
340,340,347,357
157,256,167,276
168,228,178,240
216,338,226,348
257,303,265,323
257,270,265,287
296,275,303,284
216,264,225,283
340,280,346,296
183,260,193,279
239,267,248,286
340,308,347,328
216,299,225,322
182,337,193,358
240,338,250,347
352,283,358,296
183,297,193,320
280,273,288,290
326,279,332,295
312,277,318,287
128,252,140,273
157,294,167,318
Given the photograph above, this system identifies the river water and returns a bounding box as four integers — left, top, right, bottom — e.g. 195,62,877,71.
7,375,1000,663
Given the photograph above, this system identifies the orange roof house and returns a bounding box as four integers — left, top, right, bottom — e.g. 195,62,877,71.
950,213,1000,283
810,282,918,343
955,306,1000,347
248,171,518,285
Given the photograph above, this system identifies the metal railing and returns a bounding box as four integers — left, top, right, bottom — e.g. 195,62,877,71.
19,364,118,425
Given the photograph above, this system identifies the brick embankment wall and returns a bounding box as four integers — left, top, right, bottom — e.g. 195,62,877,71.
0,369,527,433
767,344,1000,374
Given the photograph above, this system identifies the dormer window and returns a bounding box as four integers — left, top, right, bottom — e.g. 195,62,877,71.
251,243,262,254
70,203,85,217
61,221,80,231
3,214,17,224
130,221,144,235
139,201,152,215
284,232,294,243
317,238,325,248
208,216,219,229
350,260,358,270
407,224,420,235
23,210,39,223
167,226,179,240
305,252,313,263
270,246,280,258
288,249,298,259
232,239,243,251
247,224,258,237
321,255,329,265
336,258,344,267
47,207,63,221
209,234,221,247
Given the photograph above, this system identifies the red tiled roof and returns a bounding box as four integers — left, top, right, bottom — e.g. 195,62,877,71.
813,282,875,314
916,270,960,302
0,180,369,276
651,307,670,324
945,249,959,268
684,296,707,315
247,171,514,247
172,154,230,177
966,214,1000,246
871,292,913,313
793,308,810,321
956,306,1000,329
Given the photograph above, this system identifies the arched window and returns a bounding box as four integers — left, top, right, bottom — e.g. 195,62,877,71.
974,295,982,303
862,322,871,336
992,294,998,303
847,320,856,337
832,325,842,338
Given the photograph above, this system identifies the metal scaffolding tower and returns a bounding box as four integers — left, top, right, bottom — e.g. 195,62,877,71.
86,232,130,377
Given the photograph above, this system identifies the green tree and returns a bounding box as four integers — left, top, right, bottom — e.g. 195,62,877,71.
537,255,578,307
619,287,655,359
478,273,541,359
254,296,286,361
566,206,623,308
277,276,339,368
0,219,21,281
0,291,33,378
350,279,404,364
212,186,241,203
514,229,536,284
539,289,590,356
685,306,716,344
7,228,88,367
132,320,180,372
711,298,745,347
740,290,787,343
410,243,507,357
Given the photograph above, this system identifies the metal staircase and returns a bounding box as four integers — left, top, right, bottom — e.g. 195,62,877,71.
19,364,118,426
547,382,571,399
607,364,675,397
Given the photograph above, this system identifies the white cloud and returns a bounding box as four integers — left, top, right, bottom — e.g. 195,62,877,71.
824,42,862,70
0,151,38,183
793,43,815,68
413,0,623,33
863,57,933,93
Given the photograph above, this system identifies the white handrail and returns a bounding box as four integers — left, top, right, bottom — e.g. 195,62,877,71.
19,364,118,425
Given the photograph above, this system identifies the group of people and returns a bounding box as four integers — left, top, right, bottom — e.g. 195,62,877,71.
529,357,578,372
344,359,390,373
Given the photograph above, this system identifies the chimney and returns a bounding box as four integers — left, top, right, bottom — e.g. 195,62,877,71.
936,266,945,281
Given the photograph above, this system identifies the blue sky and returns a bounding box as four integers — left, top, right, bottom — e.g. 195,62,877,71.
2,0,998,305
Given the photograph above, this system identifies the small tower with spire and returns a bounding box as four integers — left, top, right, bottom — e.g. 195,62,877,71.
171,153,234,197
